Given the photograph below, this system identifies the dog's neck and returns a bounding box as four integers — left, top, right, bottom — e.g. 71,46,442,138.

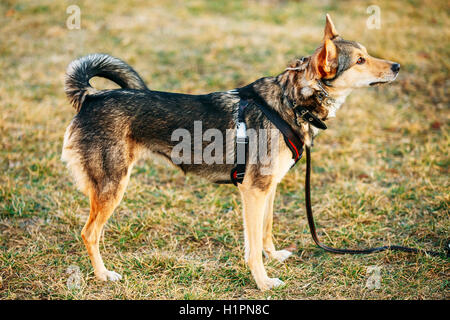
250,63,352,146
306,87,351,141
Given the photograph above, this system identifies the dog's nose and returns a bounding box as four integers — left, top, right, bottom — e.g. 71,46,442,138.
391,63,400,73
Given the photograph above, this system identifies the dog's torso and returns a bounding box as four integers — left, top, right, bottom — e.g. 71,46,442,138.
65,81,296,189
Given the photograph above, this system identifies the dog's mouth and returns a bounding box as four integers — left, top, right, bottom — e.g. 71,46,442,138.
370,72,399,86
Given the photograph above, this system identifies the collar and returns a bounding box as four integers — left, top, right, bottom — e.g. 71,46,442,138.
287,79,333,131
291,104,328,130
283,58,333,131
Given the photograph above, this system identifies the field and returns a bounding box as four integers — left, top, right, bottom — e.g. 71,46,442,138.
0,0,448,299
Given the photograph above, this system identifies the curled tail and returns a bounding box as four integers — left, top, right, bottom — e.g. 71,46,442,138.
64,53,148,112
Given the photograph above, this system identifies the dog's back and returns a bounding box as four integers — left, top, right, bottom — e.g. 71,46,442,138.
62,54,240,198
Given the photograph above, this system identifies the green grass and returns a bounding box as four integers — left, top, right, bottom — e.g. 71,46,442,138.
0,0,449,299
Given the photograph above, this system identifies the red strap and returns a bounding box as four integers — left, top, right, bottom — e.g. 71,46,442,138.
287,138,300,162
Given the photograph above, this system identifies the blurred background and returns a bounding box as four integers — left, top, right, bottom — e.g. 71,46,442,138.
0,0,448,299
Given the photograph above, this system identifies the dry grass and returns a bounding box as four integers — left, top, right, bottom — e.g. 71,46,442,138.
0,0,449,299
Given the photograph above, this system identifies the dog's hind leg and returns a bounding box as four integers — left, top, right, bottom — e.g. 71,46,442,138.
262,186,293,263
239,182,284,291
81,164,133,282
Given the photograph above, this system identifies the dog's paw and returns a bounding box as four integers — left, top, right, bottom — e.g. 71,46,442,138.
96,270,122,282
257,277,285,291
274,249,293,262
267,249,293,263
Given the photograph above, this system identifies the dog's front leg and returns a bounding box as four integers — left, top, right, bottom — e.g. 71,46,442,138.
239,184,284,291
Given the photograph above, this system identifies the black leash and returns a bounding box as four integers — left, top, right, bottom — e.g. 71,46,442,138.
304,145,449,258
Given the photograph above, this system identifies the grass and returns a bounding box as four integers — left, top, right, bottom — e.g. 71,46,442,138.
0,0,449,299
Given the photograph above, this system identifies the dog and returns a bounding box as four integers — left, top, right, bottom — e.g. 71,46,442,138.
62,14,399,291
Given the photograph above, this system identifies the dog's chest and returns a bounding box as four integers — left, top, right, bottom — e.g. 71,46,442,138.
327,90,351,118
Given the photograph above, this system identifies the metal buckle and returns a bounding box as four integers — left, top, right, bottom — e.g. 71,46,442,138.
236,122,247,140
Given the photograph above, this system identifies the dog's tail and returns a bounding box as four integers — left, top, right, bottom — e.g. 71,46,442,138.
64,53,148,112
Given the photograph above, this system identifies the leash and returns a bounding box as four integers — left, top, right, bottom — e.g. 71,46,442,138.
304,145,449,258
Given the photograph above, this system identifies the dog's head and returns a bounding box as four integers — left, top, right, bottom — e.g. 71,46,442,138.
308,14,400,89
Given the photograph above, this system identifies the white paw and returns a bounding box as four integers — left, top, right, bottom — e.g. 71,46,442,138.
269,249,293,263
257,277,285,291
96,270,122,282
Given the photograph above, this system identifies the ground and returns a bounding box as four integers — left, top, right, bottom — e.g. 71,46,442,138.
0,0,448,299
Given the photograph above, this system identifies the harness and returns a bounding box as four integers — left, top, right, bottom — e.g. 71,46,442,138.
230,76,330,186
229,71,448,258
229,96,306,186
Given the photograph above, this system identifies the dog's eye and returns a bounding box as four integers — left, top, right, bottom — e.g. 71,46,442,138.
356,57,366,65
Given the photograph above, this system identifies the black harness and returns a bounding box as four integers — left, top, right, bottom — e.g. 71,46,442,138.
230,84,327,186
230,97,307,186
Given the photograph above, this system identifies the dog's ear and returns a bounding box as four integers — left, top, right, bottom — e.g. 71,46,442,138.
313,38,338,79
324,14,339,41
309,14,339,79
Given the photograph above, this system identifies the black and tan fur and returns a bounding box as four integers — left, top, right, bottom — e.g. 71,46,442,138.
62,15,399,290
